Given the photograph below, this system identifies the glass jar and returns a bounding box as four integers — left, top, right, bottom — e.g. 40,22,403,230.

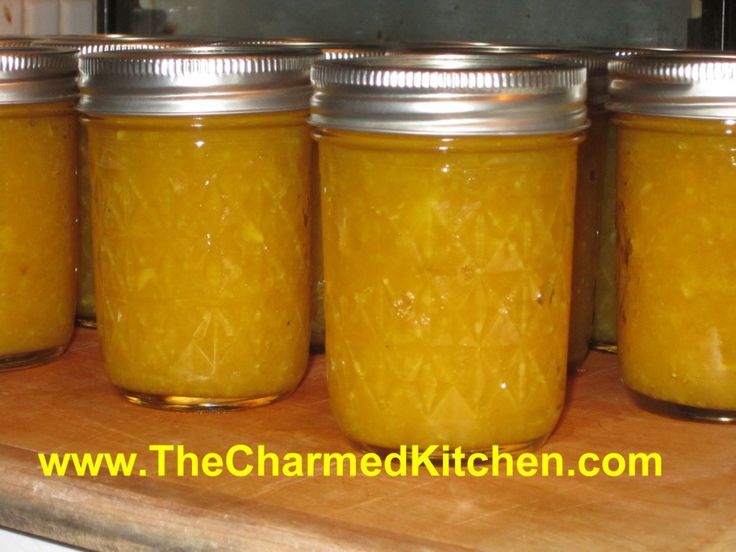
532,51,609,370
79,47,318,409
226,39,388,351
609,54,736,421
592,48,675,353
38,35,218,328
0,48,79,369
400,45,610,370
311,54,587,453
591,120,618,351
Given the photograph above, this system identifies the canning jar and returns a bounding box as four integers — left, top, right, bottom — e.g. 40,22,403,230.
591,120,618,351
311,54,587,453
609,54,736,421
79,48,318,409
0,47,78,369
543,53,608,370
227,39,388,351
400,45,609,369
591,48,675,352
38,35,218,328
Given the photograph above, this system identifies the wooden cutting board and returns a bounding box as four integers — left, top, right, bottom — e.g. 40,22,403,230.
0,329,734,551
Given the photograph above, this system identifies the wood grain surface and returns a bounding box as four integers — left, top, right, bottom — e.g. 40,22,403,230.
0,329,734,551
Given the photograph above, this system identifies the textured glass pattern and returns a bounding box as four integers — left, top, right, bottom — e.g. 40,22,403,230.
318,130,578,451
617,115,736,411
87,111,311,402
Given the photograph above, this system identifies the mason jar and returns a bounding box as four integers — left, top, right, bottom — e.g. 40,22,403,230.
533,51,608,370
609,53,736,421
311,54,587,453
79,47,318,410
0,47,78,369
591,47,677,353
38,35,218,329
225,39,388,351
398,44,609,370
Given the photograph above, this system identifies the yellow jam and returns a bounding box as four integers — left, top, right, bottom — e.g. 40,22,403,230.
317,129,580,452
76,126,96,326
0,102,78,368
85,111,312,408
568,110,607,368
616,114,736,411
592,122,618,349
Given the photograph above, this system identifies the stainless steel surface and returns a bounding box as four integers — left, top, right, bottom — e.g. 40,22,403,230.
0,48,78,105
79,46,320,115
122,0,690,48
310,53,588,135
608,52,736,118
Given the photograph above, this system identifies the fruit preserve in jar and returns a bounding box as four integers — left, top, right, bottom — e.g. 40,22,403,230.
403,45,610,370
610,53,736,421
38,35,218,328
79,47,318,409
311,54,587,453
532,51,609,370
0,48,78,370
592,48,673,352
227,39,388,351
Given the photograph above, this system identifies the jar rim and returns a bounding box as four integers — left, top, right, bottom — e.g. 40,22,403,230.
608,53,736,119
0,47,78,105
78,46,321,116
309,53,588,136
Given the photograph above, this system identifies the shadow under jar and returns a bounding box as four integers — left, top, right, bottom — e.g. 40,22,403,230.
311,54,588,454
0,48,79,370
609,53,736,422
78,47,319,410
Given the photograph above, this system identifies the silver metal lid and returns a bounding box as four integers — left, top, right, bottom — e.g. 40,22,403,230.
525,50,608,104
310,54,588,136
397,44,608,104
0,47,78,105
35,34,216,55
608,53,736,119
78,46,321,116
220,38,386,61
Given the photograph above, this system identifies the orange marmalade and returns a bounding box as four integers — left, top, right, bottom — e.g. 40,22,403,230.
616,114,736,412
86,111,312,408
0,102,78,368
317,129,579,452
